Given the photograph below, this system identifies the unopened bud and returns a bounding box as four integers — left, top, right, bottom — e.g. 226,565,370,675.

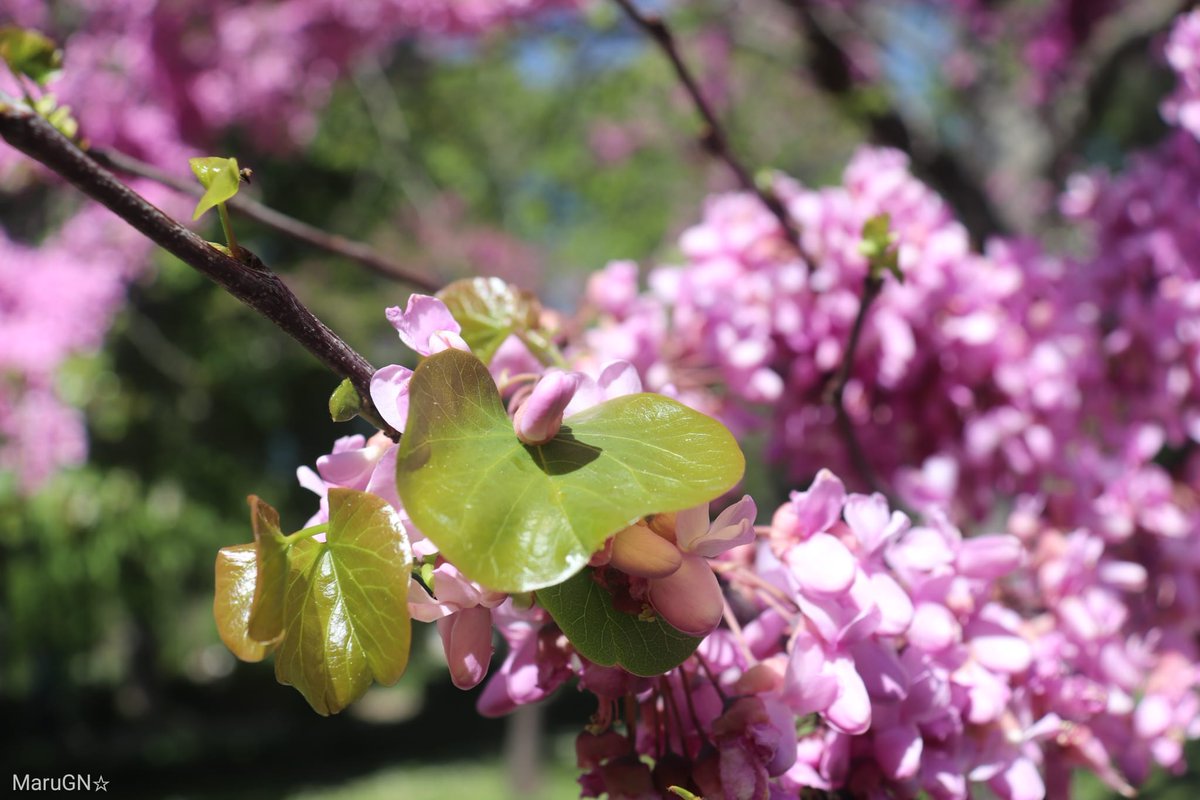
513,370,581,445
609,523,683,579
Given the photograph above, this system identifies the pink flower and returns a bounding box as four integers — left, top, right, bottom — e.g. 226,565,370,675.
385,294,469,356
675,494,757,557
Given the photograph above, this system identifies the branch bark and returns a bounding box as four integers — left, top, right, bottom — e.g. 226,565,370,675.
0,104,400,438
611,0,811,260
823,274,900,506
89,147,440,291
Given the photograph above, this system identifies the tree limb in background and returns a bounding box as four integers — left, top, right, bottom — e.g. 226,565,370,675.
611,0,811,260
1043,0,1194,184
89,147,440,291
0,104,401,439
785,0,1009,244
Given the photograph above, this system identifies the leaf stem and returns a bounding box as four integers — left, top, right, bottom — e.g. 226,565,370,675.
283,523,328,545
217,201,241,258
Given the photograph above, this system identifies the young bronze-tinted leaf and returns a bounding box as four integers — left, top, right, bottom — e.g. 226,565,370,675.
537,568,701,676
274,489,413,716
437,277,541,363
395,349,745,593
247,495,287,643
0,27,62,85
189,156,241,220
214,544,272,663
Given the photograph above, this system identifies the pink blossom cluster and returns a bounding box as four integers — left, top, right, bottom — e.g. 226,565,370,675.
565,473,1200,799
287,280,1200,797
578,146,1098,521
577,93,1200,541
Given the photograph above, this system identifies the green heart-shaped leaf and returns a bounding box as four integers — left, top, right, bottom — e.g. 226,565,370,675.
0,26,62,86
537,568,701,676
437,277,542,363
214,543,274,663
395,349,745,593
274,488,413,716
189,156,242,221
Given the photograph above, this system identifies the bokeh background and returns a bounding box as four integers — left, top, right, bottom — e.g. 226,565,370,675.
2,0,1198,797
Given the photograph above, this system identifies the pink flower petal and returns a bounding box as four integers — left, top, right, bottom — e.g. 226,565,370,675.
875,723,923,780
789,533,857,595
386,294,461,356
369,364,413,433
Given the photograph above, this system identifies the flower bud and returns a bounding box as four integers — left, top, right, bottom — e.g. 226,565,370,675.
609,523,683,578
437,606,494,690
648,553,724,636
513,370,581,445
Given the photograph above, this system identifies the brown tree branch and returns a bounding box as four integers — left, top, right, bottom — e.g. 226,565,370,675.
822,274,901,506
610,0,810,260
0,104,400,439
88,147,440,291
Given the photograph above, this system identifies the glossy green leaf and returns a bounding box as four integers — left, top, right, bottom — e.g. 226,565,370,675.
0,27,62,86
213,544,272,663
274,488,413,716
189,156,242,221
437,277,542,363
537,568,701,676
395,349,745,593
246,496,288,643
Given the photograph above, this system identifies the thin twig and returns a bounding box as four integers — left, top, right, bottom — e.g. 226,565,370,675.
0,104,401,438
88,147,440,291
610,0,809,259
823,273,891,501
